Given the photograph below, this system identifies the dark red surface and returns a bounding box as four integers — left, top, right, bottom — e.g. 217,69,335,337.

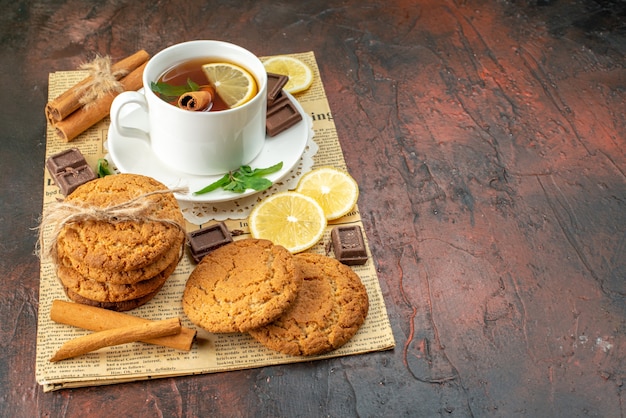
1,1,624,416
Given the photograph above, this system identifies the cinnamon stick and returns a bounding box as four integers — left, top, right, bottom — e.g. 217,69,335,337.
50,317,181,362
45,49,150,124
54,61,146,142
177,90,213,111
50,300,196,351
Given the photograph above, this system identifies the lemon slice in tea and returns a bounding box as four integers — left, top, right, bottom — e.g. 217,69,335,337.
202,62,258,108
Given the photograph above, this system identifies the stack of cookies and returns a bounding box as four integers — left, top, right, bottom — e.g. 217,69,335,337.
54,174,185,311
183,239,369,356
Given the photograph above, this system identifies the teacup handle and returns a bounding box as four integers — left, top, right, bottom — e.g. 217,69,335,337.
110,91,150,141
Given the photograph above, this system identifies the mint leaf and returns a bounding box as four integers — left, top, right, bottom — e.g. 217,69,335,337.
245,177,273,191
193,162,283,195
96,158,113,177
251,162,283,177
193,173,230,195
150,78,200,100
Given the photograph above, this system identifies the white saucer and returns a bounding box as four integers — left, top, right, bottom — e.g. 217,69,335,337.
106,92,312,203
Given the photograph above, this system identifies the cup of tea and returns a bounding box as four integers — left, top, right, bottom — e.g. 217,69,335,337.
110,40,267,176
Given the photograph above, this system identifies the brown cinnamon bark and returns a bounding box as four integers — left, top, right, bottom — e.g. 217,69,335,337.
50,317,181,362
53,61,146,142
45,50,150,124
50,300,196,351
177,90,213,111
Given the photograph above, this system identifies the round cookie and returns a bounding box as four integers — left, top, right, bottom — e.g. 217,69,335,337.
58,234,183,284
248,253,369,356
183,239,302,333
57,173,185,272
57,257,178,303
64,283,166,312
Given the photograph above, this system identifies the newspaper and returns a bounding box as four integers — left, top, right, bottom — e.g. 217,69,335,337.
35,51,395,392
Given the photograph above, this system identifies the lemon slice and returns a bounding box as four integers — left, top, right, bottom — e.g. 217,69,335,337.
263,56,313,94
202,62,258,108
295,167,359,220
249,191,327,253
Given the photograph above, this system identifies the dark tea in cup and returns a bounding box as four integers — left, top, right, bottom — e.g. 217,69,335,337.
151,57,259,112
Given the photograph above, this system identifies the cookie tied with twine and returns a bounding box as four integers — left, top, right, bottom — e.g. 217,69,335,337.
37,174,188,273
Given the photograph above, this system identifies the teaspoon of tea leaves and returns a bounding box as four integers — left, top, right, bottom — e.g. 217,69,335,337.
193,162,283,195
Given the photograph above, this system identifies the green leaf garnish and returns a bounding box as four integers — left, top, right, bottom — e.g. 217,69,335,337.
194,162,283,195
96,158,113,177
150,78,200,100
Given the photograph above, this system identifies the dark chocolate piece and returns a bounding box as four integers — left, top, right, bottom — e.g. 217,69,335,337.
46,147,87,174
187,222,233,263
266,95,303,137
268,89,286,108
55,164,98,196
331,225,368,265
266,73,289,106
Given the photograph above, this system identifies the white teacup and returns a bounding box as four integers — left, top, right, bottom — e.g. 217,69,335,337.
110,40,267,176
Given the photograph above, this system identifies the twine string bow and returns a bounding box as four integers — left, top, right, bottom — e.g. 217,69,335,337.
37,188,188,264
77,55,129,107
